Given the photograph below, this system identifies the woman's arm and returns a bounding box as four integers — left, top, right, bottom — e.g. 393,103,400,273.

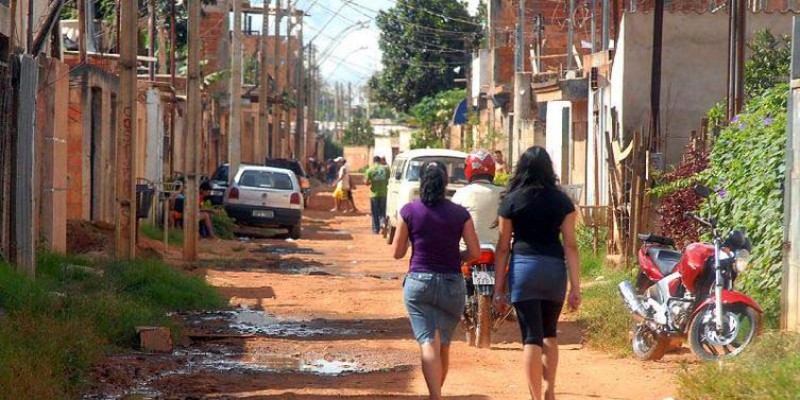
393,217,411,259
493,217,513,300
561,211,582,311
460,218,481,262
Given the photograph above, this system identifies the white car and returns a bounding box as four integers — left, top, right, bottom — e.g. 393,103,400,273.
384,149,468,244
224,165,304,239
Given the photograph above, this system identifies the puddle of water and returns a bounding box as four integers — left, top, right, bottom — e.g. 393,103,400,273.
301,359,360,375
179,309,362,338
253,246,320,255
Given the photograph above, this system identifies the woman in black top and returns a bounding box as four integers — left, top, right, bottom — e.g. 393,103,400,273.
493,146,581,400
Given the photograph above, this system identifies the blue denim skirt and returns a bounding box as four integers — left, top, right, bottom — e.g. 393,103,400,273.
509,254,568,303
403,272,466,345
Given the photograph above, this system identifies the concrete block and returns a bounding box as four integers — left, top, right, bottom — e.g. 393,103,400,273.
136,326,173,353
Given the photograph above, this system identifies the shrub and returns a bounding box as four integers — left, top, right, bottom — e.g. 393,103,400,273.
678,333,800,399
210,208,237,240
650,144,709,248
697,84,788,327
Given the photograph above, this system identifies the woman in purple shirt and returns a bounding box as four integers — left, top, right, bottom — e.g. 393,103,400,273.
393,162,480,400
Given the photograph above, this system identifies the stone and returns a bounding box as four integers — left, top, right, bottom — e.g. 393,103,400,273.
136,326,173,353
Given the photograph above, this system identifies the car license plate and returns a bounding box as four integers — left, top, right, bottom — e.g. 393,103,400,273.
253,210,274,218
210,190,223,196
472,271,495,285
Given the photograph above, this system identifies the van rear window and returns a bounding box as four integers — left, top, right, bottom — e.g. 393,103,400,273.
238,171,294,190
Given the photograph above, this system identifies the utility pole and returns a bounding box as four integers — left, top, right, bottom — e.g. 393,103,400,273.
272,0,283,158
117,0,138,260
258,0,272,165
284,5,294,157
567,0,574,71
512,0,531,161
295,12,305,161
649,0,664,152
781,16,800,332
184,0,201,261
347,82,352,125
231,0,243,177
488,0,496,146
307,46,317,158
727,0,747,119
602,0,610,50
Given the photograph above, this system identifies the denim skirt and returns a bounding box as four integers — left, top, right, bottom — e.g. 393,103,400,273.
403,272,466,345
508,254,568,303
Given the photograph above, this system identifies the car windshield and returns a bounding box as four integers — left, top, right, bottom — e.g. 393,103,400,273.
211,165,228,182
238,171,294,190
265,159,305,177
406,156,467,184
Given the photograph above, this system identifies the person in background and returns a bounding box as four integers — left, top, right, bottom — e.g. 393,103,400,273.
493,146,581,400
494,150,509,175
366,155,390,234
326,159,338,185
393,162,480,400
331,157,358,213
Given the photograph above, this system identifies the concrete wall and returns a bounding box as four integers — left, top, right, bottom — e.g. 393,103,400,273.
343,146,372,172
615,11,796,165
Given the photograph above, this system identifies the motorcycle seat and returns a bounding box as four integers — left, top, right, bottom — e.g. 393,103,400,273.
638,233,676,247
646,247,682,276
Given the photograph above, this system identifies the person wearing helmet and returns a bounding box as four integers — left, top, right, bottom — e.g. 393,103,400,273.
452,149,504,252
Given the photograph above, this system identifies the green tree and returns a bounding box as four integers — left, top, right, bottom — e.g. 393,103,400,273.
370,0,480,111
342,117,375,147
410,88,464,149
745,29,791,98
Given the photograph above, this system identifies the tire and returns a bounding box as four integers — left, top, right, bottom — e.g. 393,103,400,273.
688,304,760,362
476,294,493,349
631,323,667,361
386,224,396,245
289,224,302,240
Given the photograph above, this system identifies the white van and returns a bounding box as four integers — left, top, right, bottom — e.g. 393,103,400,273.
384,149,468,244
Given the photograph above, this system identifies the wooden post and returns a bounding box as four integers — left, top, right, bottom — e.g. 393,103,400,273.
12,56,38,277
183,0,201,261
148,0,156,81
258,0,271,166
781,16,800,331
230,0,243,180
78,0,87,63
271,0,283,158
117,0,138,260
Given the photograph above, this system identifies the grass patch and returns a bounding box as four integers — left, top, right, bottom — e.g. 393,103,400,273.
140,223,184,245
677,333,800,399
0,252,225,399
210,208,237,240
576,262,635,356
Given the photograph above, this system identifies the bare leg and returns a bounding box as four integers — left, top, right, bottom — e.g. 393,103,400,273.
331,197,340,212
201,212,218,239
542,338,559,400
523,344,544,400
420,330,444,400
440,342,451,386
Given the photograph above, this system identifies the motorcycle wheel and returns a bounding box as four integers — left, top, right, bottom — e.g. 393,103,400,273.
632,323,667,361
688,304,760,362
476,294,493,349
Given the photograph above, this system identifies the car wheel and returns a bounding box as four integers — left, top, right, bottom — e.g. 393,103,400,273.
289,224,302,240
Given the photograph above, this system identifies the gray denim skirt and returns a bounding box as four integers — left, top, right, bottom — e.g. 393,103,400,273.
403,272,466,345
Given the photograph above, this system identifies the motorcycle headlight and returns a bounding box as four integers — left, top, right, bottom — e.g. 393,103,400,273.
735,249,751,273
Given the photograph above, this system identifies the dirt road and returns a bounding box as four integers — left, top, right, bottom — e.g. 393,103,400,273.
86,189,681,400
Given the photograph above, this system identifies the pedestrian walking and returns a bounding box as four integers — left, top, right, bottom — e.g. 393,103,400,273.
366,155,390,234
392,162,481,400
331,157,358,213
493,146,581,400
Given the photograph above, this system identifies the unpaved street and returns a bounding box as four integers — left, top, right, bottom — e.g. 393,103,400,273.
87,189,681,399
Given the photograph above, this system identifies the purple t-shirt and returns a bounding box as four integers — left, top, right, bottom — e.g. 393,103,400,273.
400,199,471,274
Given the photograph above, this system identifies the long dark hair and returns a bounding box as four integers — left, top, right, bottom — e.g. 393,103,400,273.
420,162,448,206
504,146,557,197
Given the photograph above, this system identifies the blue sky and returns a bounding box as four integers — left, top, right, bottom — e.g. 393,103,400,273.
244,0,480,85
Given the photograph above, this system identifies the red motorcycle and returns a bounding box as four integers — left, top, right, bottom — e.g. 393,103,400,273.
618,185,762,361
